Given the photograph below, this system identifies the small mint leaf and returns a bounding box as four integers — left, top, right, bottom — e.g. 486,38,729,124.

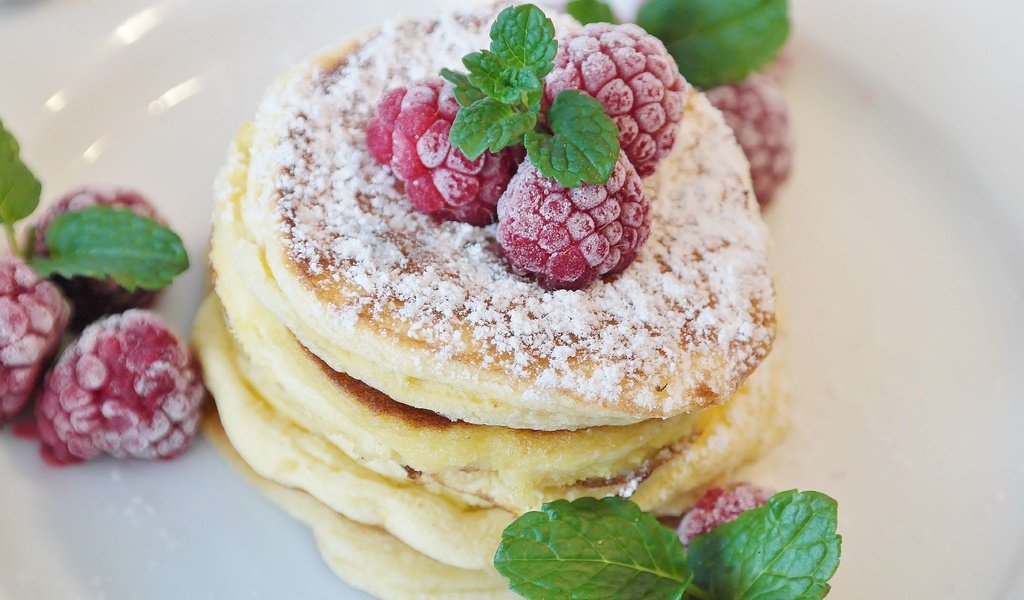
464,51,525,105
495,497,691,600
567,0,617,24
450,98,535,160
440,68,486,106
31,205,189,291
637,0,789,89
524,90,619,187
688,490,842,600
489,4,558,78
0,118,42,228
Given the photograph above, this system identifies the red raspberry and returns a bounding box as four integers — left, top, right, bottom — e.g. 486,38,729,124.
34,187,165,329
366,77,520,226
0,257,70,424
544,23,690,177
677,482,771,544
35,310,205,465
497,152,650,289
705,75,793,207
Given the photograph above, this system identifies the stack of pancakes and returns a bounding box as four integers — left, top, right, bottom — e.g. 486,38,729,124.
192,5,785,598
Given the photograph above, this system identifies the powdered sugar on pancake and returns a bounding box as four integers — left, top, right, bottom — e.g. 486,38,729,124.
263,5,775,411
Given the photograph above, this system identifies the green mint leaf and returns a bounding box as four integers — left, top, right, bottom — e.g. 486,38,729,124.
489,4,558,78
463,51,527,105
688,490,842,600
450,98,536,160
0,118,42,228
637,0,789,89
567,0,617,24
440,68,486,106
495,497,691,600
524,90,619,187
31,205,189,291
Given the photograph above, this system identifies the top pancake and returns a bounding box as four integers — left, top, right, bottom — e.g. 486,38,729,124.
228,3,776,430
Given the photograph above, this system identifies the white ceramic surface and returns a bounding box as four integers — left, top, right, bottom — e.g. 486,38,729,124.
0,1,1021,598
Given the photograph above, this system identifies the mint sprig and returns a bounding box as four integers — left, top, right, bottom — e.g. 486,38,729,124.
524,90,619,187
637,0,790,89
567,0,617,25
442,4,620,188
494,491,841,600
31,205,189,291
688,490,842,599
0,118,42,256
450,99,537,160
495,497,692,600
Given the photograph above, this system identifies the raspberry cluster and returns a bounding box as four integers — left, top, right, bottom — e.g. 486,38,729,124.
0,186,205,467
366,21,688,289
677,482,771,544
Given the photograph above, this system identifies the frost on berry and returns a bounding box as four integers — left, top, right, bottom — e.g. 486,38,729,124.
34,187,166,328
0,257,70,424
677,482,771,544
545,23,691,177
365,77,519,225
497,152,651,289
705,75,793,207
35,310,206,465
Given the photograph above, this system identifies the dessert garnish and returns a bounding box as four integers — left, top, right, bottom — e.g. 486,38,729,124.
572,0,794,206
366,77,520,225
497,151,650,288
0,256,70,422
705,75,793,206
0,117,202,464
542,21,690,176
441,4,621,188
36,310,205,465
495,488,841,599
33,187,174,327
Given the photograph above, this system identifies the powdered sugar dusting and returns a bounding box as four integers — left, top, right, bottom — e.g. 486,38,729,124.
262,4,775,411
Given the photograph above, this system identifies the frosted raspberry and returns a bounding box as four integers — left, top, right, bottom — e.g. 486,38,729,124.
677,483,771,544
0,257,70,424
705,75,793,207
366,77,520,226
544,23,690,177
35,310,206,465
497,152,650,289
34,187,165,329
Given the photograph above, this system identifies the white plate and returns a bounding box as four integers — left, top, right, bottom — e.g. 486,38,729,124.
1,0,1022,598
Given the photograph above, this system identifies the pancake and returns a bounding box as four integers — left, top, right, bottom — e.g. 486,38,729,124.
203,417,514,599
193,294,787,569
224,2,777,430
213,187,720,509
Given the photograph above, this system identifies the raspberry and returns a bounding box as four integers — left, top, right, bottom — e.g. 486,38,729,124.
497,152,650,289
544,23,690,177
0,257,70,424
705,75,793,207
35,310,206,465
677,482,771,544
34,187,165,329
366,77,520,226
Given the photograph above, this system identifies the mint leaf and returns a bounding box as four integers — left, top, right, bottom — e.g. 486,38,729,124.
489,4,558,78
524,90,619,187
637,0,789,89
495,497,691,600
31,205,189,291
567,0,617,24
450,98,536,159
0,118,42,228
440,68,486,106
688,490,842,600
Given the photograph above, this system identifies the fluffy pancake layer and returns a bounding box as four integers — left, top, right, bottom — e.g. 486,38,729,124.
228,2,777,430
193,295,786,571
